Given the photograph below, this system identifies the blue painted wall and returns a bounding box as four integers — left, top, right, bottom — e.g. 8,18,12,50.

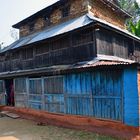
123,67,140,127
64,70,123,121
13,66,140,127
64,73,92,116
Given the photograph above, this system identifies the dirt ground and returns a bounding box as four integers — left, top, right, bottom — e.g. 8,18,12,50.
0,117,123,140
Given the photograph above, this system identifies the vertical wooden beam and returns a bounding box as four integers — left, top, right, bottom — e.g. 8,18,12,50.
26,78,29,108
42,77,45,110
93,26,98,57
90,73,93,116
63,75,67,114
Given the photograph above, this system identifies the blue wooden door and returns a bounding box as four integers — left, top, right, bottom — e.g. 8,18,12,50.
28,78,43,110
91,70,123,121
64,70,123,121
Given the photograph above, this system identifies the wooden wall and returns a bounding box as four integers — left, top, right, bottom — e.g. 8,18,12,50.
90,0,126,29
14,78,28,108
14,69,123,121
0,27,96,73
19,0,88,37
1,66,139,127
96,28,140,62
0,80,5,105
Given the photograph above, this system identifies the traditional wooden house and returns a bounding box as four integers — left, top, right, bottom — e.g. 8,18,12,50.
0,0,140,138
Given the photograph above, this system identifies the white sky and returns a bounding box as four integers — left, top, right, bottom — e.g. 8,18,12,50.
0,0,140,47
0,0,58,47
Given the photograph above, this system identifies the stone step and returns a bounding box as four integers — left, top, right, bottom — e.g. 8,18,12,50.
0,111,20,119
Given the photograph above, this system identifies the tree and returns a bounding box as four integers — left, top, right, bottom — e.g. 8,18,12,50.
117,0,138,15
128,20,140,37
117,0,140,37
125,1,140,36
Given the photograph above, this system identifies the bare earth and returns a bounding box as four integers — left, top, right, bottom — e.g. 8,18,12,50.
0,117,122,140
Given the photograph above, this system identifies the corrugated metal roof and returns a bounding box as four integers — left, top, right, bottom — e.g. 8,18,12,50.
72,55,136,69
26,15,93,45
0,55,136,78
2,13,140,53
87,13,140,41
13,0,131,29
1,14,93,53
78,60,133,68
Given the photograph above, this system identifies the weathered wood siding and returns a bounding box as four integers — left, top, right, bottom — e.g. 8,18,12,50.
14,69,123,121
44,76,64,113
134,42,140,61
90,0,126,29
19,0,88,37
96,28,140,62
64,71,123,120
28,78,42,110
14,78,28,107
0,80,5,105
0,27,96,73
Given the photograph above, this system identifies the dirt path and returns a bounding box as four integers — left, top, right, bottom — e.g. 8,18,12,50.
0,117,122,140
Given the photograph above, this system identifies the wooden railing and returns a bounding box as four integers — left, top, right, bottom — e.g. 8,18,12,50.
0,42,95,73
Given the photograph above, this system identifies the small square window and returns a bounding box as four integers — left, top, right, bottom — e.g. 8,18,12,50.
62,5,70,18
44,16,50,26
29,22,34,32
22,48,33,60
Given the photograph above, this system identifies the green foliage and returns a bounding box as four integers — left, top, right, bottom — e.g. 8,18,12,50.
117,0,138,15
117,0,140,37
128,20,140,37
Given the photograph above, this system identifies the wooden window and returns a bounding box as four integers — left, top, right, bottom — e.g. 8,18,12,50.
72,29,93,46
43,16,50,26
0,54,5,62
0,80,4,93
29,79,42,94
29,22,34,32
35,44,49,55
62,5,70,18
14,78,26,93
28,78,42,110
14,78,27,107
50,36,70,51
128,40,134,56
22,48,33,60
11,51,20,60
44,76,64,113
44,76,63,94
134,42,140,61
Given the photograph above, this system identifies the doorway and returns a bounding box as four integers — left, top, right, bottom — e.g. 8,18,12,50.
5,79,15,106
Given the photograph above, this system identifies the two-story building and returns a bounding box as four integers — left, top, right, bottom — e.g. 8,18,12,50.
0,0,139,139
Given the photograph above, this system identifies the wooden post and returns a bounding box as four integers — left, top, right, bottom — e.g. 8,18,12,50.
42,77,45,110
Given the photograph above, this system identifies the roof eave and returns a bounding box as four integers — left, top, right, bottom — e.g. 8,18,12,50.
100,0,132,18
12,0,132,29
12,0,61,29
